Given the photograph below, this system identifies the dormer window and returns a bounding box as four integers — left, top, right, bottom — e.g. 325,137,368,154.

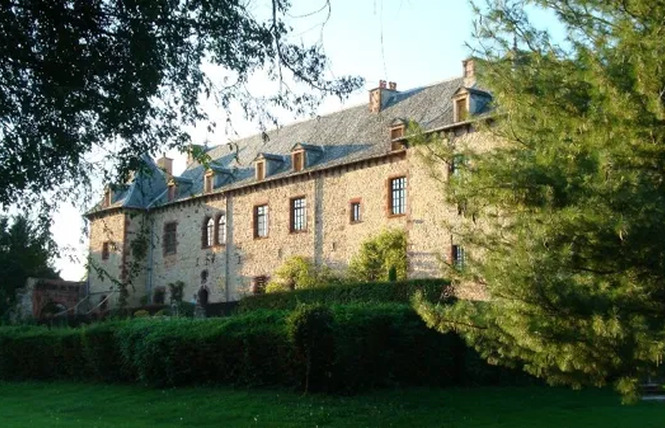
389,119,407,151
455,97,469,122
256,161,265,181
390,126,404,140
204,171,214,193
292,151,305,172
167,181,176,202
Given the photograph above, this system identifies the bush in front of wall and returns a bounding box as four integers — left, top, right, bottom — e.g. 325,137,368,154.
265,256,336,293
238,278,452,313
348,228,407,282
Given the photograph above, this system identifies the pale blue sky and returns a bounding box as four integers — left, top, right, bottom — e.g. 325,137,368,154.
52,0,561,280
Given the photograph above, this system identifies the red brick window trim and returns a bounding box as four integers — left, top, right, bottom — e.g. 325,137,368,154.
349,198,362,224
387,175,407,217
254,204,269,239
290,196,307,233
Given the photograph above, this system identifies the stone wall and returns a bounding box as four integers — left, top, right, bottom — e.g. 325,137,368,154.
87,130,496,305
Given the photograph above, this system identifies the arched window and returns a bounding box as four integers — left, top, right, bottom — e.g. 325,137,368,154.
216,214,226,245
202,217,214,248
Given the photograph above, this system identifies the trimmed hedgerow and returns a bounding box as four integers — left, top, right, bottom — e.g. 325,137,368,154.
237,278,452,313
0,303,528,391
0,325,87,381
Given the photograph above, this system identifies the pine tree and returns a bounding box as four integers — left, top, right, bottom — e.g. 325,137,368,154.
416,0,665,401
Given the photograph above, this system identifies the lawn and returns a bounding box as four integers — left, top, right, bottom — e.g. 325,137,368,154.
0,382,662,427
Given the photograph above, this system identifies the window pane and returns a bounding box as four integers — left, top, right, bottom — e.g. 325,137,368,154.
390,177,406,215
206,218,214,247
291,197,306,231
255,205,268,237
217,214,226,245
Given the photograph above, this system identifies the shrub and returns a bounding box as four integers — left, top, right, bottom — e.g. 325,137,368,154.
266,256,334,293
0,303,527,391
0,326,86,380
238,278,452,312
348,229,407,282
287,304,335,392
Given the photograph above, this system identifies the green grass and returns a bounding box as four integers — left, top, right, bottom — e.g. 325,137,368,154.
0,382,662,427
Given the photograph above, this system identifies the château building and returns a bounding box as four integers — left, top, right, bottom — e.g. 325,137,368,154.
86,60,492,307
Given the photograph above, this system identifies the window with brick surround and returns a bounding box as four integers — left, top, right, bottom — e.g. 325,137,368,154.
101,242,110,260
254,205,268,238
163,222,177,255
290,197,307,232
216,214,226,245
350,200,361,223
252,276,268,294
389,176,407,216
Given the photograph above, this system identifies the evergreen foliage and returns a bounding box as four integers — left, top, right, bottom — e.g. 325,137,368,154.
0,215,58,318
416,0,665,401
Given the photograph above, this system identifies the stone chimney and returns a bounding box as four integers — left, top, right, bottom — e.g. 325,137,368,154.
369,80,398,113
156,155,173,176
463,58,476,87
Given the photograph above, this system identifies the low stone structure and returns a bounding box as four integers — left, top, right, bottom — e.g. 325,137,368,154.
13,278,86,321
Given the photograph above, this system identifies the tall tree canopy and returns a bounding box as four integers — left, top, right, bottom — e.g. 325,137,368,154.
416,0,665,401
0,0,363,207
0,215,59,318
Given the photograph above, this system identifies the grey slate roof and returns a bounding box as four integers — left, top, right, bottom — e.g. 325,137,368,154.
93,75,475,213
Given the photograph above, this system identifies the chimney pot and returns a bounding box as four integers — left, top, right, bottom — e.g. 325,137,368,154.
379,80,387,89
388,81,397,91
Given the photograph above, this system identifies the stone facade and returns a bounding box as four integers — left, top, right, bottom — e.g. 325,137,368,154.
86,62,494,305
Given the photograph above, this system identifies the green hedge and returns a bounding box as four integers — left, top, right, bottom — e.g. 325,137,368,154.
238,279,453,313
0,303,526,391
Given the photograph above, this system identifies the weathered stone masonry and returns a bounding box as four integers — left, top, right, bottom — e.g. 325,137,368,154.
86,60,493,306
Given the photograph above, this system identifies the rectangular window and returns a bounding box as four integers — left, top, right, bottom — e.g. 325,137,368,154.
350,201,361,223
254,205,268,238
256,162,265,181
456,98,468,122
390,126,404,140
389,176,407,216
293,152,304,172
291,197,307,232
452,245,465,269
101,242,110,260
164,222,177,255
